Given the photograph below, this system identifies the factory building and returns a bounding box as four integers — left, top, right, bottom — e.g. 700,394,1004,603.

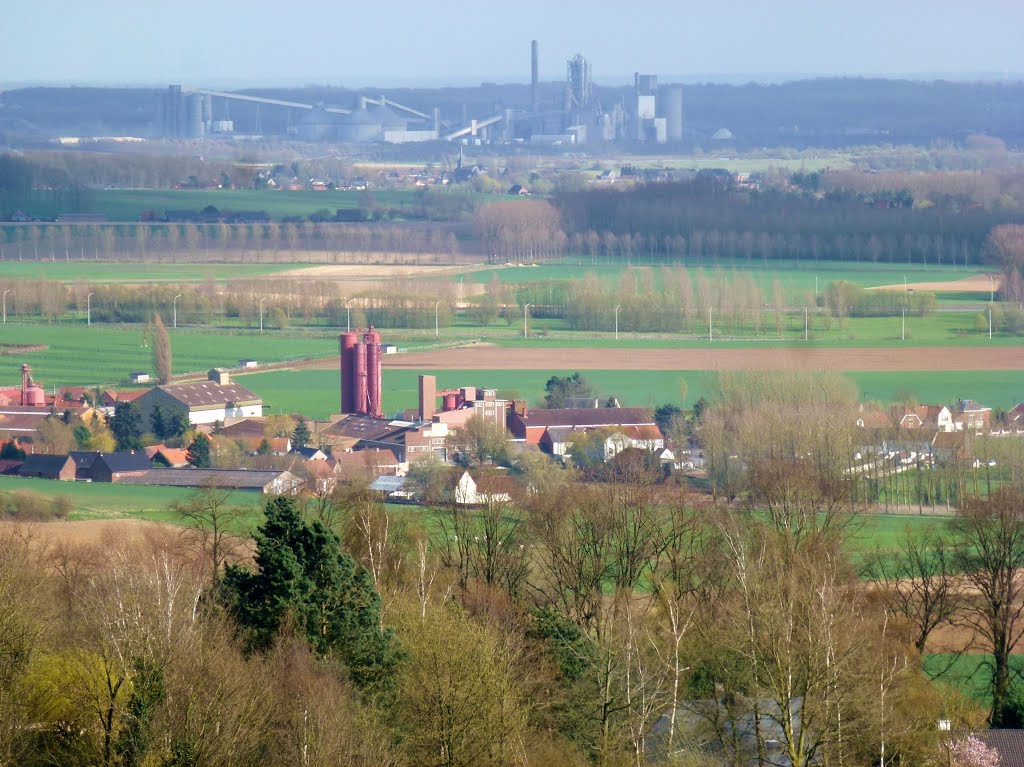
340,328,384,418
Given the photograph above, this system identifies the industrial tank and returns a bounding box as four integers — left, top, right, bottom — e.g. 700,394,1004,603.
663,86,684,142
354,342,368,414
339,332,359,413
365,327,382,418
187,94,205,138
339,108,382,143
25,385,45,407
297,107,340,142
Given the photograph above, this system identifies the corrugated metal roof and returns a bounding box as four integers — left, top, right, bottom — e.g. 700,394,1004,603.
370,475,407,492
157,381,261,409
520,407,653,429
119,468,298,490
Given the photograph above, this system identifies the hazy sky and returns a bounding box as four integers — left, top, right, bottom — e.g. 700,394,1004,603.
4,0,1023,87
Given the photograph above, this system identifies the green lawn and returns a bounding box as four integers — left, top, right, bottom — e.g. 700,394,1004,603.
0,324,337,386
0,261,292,283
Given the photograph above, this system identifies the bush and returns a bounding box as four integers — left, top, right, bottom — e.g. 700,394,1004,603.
0,491,71,521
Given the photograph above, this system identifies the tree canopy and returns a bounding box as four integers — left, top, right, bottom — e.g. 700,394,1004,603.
221,496,401,692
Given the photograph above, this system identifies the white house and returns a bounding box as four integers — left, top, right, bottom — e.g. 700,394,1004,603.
446,471,513,506
135,369,262,426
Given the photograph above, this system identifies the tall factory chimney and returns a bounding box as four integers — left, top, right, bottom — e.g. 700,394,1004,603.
531,40,539,111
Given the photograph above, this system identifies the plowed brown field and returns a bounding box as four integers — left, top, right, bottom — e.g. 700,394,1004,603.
382,345,1024,372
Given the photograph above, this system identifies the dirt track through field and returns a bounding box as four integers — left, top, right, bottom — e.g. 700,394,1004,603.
383,345,1024,372
870,274,1001,293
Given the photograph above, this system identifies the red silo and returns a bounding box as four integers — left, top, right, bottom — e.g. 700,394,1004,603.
365,326,383,418
353,341,368,414
339,332,359,413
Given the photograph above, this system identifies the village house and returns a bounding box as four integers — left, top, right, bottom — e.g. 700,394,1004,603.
954,399,992,433
508,406,659,446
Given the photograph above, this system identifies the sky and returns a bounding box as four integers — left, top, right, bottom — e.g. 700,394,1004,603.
4,0,1024,88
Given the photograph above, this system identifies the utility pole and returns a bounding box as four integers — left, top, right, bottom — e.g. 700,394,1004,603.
173,294,182,329
259,297,267,333
87,292,94,326
523,303,532,338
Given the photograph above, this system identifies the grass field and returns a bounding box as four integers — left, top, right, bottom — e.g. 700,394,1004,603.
0,261,292,283
16,188,427,222
923,654,1024,709
463,259,977,293
238,366,1024,421
0,325,336,386
0,475,195,518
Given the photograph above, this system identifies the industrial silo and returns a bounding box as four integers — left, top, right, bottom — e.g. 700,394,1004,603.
297,106,340,142
187,94,205,138
663,86,684,142
339,331,359,413
339,108,383,142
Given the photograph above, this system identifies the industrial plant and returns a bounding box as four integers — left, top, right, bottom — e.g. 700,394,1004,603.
156,40,685,146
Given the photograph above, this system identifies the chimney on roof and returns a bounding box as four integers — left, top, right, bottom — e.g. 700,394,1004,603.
209,368,230,385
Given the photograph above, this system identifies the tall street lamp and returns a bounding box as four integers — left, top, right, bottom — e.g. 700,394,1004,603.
523,303,533,338
2,290,9,324
259,297,267,333
434,300,443,338
87,292,94,326
345,299,352,332
614,304,622,340
173,294,182,329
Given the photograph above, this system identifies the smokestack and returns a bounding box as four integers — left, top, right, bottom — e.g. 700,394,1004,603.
418,375,437,422
531,40,539,111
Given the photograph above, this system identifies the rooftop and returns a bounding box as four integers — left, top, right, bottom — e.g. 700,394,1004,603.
518,407,653,429
157,381,261,409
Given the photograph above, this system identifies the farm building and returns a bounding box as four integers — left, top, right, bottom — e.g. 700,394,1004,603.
134,369,262,426
507,406,658,446
130,372,151,384
69,450,153,482
18,454,76,481
118,468,301,494
540,424,664,459
0,407,51,444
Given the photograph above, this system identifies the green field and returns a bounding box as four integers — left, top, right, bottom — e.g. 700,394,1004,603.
0,261,292,283
0,325,336,386
15,188,427,222
0,475,195,518
923,654,1024,708
463,259,977,292
238,366,1024,422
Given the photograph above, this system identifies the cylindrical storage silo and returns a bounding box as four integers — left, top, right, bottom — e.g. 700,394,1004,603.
354,342,368,414
187,94,205,138
365,327,382,418
339,332,359,413
664,86,684,142
443,393,458,412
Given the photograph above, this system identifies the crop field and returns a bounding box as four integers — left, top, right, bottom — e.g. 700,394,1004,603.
0,261,292,283
0,324,337,386
462,259,978,293
17,188,426,222
238,365,1024,422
